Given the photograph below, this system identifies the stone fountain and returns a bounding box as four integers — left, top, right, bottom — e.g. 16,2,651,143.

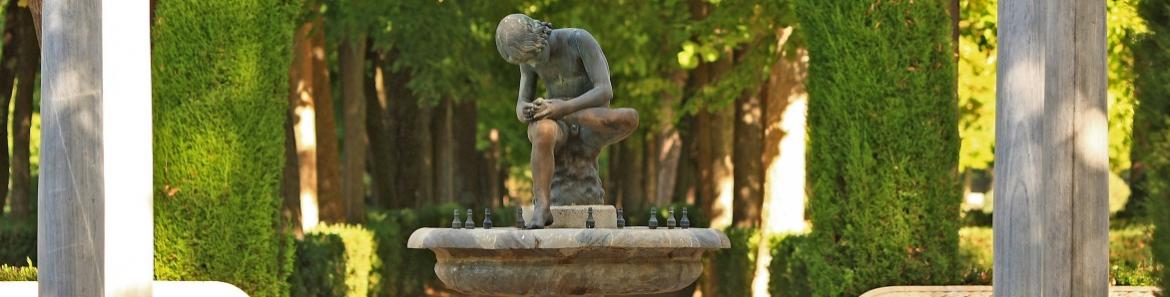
408,13,730,296
408,206,730,296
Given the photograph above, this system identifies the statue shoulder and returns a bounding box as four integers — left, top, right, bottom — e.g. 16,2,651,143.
560,29,600,55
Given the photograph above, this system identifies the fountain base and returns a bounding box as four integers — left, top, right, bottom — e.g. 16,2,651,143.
408,227,729,296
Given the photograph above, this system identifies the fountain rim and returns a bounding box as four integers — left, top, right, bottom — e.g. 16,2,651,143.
407,227,730,250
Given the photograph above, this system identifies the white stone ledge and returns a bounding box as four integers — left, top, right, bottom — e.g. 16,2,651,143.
860,286,1160,297
0,281,248,296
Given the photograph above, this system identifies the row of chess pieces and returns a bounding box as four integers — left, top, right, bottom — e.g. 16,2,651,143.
448,206,692,229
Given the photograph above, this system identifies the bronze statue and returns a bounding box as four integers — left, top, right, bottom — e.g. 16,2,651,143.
495,14,638,229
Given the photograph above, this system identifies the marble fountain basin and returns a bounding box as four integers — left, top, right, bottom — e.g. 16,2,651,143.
408,226,730,296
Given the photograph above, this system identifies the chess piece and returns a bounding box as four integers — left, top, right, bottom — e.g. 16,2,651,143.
680,207,691,229
648,207,659,229
616,208,625,229
667,207,677,229
586,207,596,229
451,208,462,229
483,208,493,229
464,209,475,229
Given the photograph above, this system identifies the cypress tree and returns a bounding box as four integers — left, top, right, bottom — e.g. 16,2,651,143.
152,1,299,296
784,0,961,295
1132,0,1170,290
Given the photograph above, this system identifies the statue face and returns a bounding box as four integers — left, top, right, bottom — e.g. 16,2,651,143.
496,14,551,66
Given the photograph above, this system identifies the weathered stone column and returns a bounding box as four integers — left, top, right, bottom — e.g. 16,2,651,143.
994,0,1108,295
38,0,153,296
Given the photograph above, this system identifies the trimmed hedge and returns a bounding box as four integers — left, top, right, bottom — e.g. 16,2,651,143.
151,0,299,296
0,262,35,281
296,224,378,297
0,217,34,266
291,233,347,297
714,228,758,297
1133,0,1170,291
783,0,961,295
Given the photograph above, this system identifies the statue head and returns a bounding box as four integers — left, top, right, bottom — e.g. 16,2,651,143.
496,14,552,65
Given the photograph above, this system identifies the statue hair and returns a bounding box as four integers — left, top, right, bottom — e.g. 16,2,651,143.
496,14,553,63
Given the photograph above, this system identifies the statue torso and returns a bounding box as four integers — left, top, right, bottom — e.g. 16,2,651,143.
533,29,595,100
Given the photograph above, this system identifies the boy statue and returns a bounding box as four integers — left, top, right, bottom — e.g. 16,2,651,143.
495,14,638,229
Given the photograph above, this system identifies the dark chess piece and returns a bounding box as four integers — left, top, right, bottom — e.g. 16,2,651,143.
667,207,677,229
515,208,525,229
616,208,625,229
586,207,596,229
451,208,462,229
464,209,475,229
483,208,493,229
680,207,690,229
648,207,659,229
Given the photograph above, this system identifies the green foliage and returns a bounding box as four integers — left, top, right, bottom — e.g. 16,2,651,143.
151,0,299,296
955,226,1159,286
304,224,379,297
957,227,993,284
1132,0,1170,291
0,261,35,281
714,228,758,297
291,234,347,297
769,234,843,296
957,0,997,171
0,217,34,266
793,0,961,295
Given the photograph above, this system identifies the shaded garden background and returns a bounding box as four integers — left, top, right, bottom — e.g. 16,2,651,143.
0,0,1168,296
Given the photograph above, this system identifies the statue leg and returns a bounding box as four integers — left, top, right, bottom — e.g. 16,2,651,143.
527,119,565,229
563,107,639,148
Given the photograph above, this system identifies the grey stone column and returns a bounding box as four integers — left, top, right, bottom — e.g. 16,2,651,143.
994,0,1108,296
38,0,153,296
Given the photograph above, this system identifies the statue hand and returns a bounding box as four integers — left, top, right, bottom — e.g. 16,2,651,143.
532,99,568,120
517,101,538,122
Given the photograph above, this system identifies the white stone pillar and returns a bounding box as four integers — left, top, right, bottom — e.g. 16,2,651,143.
994,0,1108,295
38,0,153,296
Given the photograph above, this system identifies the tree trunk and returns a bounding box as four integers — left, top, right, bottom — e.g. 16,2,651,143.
643,132,658,208
697,50,735,231
10,4,39,220
289,18,320,231
282,109,303,238
606,142,624,207
432,98,455,206
621,133,646,211
654,70,688,206
366,51,394,208
311,22,344,224
339,35,368,223
452,99,483,207
486,129,504,207
0,0,21,217
732,85,764,228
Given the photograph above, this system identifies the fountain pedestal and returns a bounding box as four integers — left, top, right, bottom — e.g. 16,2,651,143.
408,227,729,296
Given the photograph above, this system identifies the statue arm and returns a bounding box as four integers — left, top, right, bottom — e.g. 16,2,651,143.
516,64,538,122
562,30,612,112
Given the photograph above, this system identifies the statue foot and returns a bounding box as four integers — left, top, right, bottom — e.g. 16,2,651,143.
525,208,554,229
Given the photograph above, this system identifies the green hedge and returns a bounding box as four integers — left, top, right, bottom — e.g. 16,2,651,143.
0,217,34,266
713,228,758,297
291,233,347,297
785,0,961,295
1133,0,1170,291
294,224,378,297
151,0,299,296
0,262,35,281
365,204,516,296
